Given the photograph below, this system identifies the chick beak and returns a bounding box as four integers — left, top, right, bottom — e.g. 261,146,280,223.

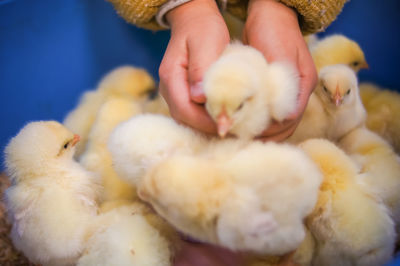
333,85,342,107
217,109,232,138
71,134,80,147
360,61,369,70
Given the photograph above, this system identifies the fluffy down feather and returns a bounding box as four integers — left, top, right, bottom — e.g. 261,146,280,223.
339,126,400,228
79,97,141,202
108,114,207,186
359,82,400,154
204,42,298,139
300,139,395,266
311,34,368,73
288,64,366,143
63,66,156,157
131,121,322,254
78,202,178,266
4,121,101,265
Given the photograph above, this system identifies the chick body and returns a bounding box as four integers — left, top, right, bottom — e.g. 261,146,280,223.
78,202,178,266
204,42,299,139
360,82,400,154
339,126,400,228
79,97,141,202
63,66,156,157
300,139,395,266
4,121,101,265
111,114,322,255
311,34,368,72
289,64,366,143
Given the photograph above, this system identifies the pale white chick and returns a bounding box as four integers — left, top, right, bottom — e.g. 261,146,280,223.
3,121,101,266
63,66,156,157
311,34,369,72
339,126,400,230
203,42,299,139
77,201,178,266
108,114,207,187
299,139,395,266
79,97,142,202
359,82,400,154
108,114,321,254
288,64,366,143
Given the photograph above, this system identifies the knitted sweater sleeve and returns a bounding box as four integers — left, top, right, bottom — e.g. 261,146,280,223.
225,0,348,35
108,0,347,34
108,0,169,30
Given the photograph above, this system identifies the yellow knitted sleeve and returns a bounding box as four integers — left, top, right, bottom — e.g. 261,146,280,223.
108,0,169,30
108,0,347,34
225,0,347,35
278,0,347,34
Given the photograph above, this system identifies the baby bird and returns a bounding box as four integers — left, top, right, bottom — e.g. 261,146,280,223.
113,114,322,255
3,121,101,266
108,114,207,187
311,34,368,72
288,64,366,143
139,140,322,255
359,82,400,154
63,66,156,157
77,201,178,266
339,126,400,229
203,42,299,139
79,97,142,202
300,139,395,266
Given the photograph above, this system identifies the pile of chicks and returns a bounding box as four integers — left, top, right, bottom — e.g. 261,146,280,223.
3,34,400,266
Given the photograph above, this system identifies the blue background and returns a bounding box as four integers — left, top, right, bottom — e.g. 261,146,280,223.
0,0,399,163
0,0,399,264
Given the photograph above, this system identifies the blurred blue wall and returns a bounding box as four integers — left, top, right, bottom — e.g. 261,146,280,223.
0,0,399,165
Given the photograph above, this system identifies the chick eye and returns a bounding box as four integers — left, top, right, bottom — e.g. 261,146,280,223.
346,89,351,95
236,102,244,111
351,61,359,67
63,142,70,149
323,86,329,93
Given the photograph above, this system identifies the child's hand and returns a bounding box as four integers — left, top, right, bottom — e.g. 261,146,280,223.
244,0,318,142
159,0,229,134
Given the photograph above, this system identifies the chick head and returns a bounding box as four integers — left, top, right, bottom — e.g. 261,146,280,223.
316,64,359,108
4,121,80,182
97,66,156,99
204,57,265,138
312,34,368,72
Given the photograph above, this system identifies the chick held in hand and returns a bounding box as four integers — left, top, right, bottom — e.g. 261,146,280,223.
203,42,299,139
288,64,366,143
4,121,101,266
311,34,368,73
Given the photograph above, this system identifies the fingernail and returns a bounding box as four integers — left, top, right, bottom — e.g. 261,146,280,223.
190,82,206,103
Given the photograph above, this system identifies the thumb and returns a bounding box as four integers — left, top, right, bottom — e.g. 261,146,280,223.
187,32,229,103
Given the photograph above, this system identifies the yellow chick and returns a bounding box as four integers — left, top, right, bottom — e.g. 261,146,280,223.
204,42,299,139
77,201,178,266
300,139,396,266
289,64,366,143
339,126,400,229
63,66,156,157
3,121,101,266
79,97,142,203
359,82,400,154
108,114,207,187
311,34,369,73
138,135,322,255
